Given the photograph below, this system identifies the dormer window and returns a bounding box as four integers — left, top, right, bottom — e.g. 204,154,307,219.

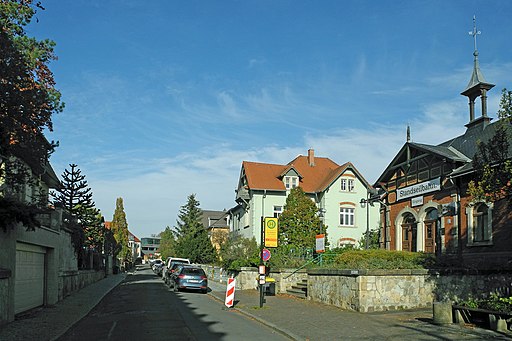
284,176,298,190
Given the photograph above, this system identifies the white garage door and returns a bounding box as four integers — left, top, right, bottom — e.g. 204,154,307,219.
15,243,46,314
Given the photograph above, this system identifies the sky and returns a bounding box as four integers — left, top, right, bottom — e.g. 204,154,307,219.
27,0,512,238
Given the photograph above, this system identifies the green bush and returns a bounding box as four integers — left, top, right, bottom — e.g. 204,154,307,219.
330,249,434,270
459,293,512,313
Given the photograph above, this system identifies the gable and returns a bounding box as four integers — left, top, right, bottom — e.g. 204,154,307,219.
374,143,466,201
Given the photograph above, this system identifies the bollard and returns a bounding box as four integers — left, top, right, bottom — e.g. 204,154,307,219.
432,302,453,325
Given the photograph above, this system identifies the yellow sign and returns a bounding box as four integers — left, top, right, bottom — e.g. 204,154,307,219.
264,217,278,247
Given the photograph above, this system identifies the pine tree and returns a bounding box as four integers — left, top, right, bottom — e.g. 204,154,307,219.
278,187,322,250
52,164,95,213
111,197,130,263
174,194,217,264
52,164,99,258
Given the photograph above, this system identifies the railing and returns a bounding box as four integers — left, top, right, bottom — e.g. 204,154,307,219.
283,255,321,279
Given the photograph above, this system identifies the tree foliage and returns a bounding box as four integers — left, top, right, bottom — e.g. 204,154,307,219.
469,88,512,202
159,226,176,260
0,0,63,230
218,236,259,270
359,228,380,249
111,197,130,262
278,187,322,249
174,194,216,264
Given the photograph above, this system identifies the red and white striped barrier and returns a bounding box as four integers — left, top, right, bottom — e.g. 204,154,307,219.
224,277,236,308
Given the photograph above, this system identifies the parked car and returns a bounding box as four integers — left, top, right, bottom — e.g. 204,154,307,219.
162,257,190,281
169,265,208,294
152,259,164,275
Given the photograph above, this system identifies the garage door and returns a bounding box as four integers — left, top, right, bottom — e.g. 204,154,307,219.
15,243,46,314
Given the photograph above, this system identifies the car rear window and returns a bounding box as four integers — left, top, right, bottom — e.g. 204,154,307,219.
182,268,205,276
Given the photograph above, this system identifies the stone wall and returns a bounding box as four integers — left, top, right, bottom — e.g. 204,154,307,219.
431,270,512,303
308,269,434,312
205,266,512,313
58,270,105,301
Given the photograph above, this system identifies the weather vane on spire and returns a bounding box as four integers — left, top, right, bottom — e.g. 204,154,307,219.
469,15,481,54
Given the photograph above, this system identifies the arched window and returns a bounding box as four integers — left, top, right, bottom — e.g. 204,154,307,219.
473,203,489,242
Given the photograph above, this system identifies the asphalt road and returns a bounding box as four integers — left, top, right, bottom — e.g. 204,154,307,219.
57,267,290,341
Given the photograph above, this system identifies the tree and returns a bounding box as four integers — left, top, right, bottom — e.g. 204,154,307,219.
359,228,380,249
111,197,130,265
278,187,322,250
218,236,259,270
52,164,102,258
0,0,63,230
469,88,512,202
174,194,216,264
159,226,176,260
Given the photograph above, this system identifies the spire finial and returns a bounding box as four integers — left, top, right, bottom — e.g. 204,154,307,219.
469,15,481,56
406,125,411,143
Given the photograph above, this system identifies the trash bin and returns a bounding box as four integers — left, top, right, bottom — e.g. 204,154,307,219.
263,278,276,296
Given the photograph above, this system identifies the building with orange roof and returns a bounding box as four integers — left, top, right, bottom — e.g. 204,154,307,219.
233,149,380,248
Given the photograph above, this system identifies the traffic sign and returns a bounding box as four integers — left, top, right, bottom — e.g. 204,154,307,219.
264,217,278,247
262,248,271,262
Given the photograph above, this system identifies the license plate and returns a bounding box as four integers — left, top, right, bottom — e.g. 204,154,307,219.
188,279,200,283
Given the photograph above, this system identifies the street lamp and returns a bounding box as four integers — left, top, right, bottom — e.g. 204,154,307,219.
317,208,326,234
359,190,375,250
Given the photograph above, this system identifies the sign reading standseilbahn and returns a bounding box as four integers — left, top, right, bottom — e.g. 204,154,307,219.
396,177,441,201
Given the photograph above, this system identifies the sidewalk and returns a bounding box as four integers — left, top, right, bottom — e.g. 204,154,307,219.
0,272,126,341
207,280,512,340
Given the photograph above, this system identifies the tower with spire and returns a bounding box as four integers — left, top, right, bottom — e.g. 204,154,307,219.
461,16,495,130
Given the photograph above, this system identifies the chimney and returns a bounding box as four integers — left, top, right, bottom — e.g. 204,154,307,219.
308,149,315,166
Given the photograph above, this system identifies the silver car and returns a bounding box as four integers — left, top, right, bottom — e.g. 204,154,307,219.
170,265,208,294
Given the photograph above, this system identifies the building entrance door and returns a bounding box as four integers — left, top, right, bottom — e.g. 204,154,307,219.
424,221,436,253
424,208,438,253
401,213,417,252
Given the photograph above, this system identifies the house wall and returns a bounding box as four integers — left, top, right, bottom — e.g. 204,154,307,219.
383,174,512,269
0,207,106,325
0,222,61,323
384,186,457,253
239,190,286,242
322,170,380,248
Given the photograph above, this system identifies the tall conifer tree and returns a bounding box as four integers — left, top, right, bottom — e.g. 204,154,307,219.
111,197,130,263
52,164,101,258
174,194,216,263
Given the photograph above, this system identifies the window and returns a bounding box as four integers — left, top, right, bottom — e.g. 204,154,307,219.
466,202,493,245
473,203,489,242
284,176,298,189
339,207,354,226
273,206,283,218
341,178,355,192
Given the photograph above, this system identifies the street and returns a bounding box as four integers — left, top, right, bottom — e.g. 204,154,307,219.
57,266,290,341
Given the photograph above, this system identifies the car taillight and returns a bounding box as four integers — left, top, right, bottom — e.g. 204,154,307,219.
200,276,207,280
178,274,185,279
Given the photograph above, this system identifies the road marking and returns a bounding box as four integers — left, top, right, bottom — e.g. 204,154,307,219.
107,321,117,339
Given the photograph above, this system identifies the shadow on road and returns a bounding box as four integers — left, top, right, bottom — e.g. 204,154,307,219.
58,268,226,340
